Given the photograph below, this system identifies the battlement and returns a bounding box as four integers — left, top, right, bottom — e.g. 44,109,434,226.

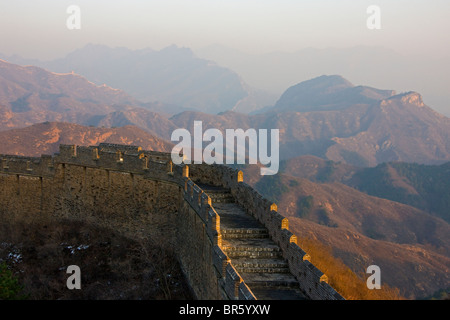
1,154,55,177
0,144,343,300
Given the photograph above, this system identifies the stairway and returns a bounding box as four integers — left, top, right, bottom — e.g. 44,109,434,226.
198,184,307,300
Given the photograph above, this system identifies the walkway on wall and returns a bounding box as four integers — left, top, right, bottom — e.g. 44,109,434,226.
198,184,308,300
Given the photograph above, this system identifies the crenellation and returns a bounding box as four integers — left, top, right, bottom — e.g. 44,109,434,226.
182,165,189,178
166,160,173,174
199,192,211,222
225,263,242,300
98,143,142,154
58,144,77,158
207,208,222,247
0,154,54,177
1,158,9,170
140,150,172,162
278,228,297,255
41,154,55,168
213,245,230,279
173,163,184,179
193,184,203,207
186,179,194,200
92,147,100,160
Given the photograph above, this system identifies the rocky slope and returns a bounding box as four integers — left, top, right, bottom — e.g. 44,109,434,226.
242,166,450,299
0,59,138,131
0,122,173,157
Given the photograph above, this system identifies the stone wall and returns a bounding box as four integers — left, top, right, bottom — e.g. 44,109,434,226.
187,163,344,300
0,143,344,300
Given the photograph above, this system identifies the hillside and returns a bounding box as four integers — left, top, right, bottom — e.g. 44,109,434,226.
279,155,358,183
0,218,192,300
278,156,450,224
324,91,450,166
242,167,450,299
0,122,173,157
347,162,450,223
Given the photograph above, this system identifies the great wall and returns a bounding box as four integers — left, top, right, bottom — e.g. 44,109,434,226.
0,143,344,300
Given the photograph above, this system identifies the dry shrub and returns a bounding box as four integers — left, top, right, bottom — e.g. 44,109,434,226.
0,216,192,300
298,237,404,300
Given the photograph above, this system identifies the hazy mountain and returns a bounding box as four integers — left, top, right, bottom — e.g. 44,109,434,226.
0,59,139,130
1,44,274,114
169,76,450,166
270,75,396,112
1,59,448,167
0,59,184,135
0,122,173,157
195,44,450,117
323,90,450,166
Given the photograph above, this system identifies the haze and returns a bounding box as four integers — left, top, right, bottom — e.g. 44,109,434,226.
0,0,449,114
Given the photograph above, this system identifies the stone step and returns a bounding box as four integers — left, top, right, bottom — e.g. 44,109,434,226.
232,258,290,273
199,183,308,300
225,250,283,259
213,204,266,231
222,238,283,259
221,227,269,239
196,184,235,203
207,193,235,203
240,272,301,289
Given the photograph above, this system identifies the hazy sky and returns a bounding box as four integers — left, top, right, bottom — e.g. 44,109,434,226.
1,0,449,59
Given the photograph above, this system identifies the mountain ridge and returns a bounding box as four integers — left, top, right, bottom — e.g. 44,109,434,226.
1,60,448,167
1,44,275,114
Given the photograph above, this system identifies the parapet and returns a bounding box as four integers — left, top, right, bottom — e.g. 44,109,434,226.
0,154,55,177
54,144,175,183
0,143,344,300
98,143,142,154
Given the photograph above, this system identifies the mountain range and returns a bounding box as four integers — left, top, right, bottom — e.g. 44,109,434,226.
0,50,449,299
195,44,450,117
1,56,449,166
168,78,450,166
1,44,275,114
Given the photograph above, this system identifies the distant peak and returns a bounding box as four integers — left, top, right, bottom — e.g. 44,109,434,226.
288,75,354,96
161,44,193,53
273,75,399,112
386,91,425,107
308,75,354,87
